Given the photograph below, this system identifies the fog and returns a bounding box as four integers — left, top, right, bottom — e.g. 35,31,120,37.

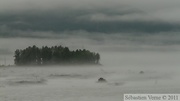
1,35,180,101
0,0,180,101
1,50,180,101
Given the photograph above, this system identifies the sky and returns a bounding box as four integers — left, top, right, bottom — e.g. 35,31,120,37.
0,0,180,34
0,0,180,64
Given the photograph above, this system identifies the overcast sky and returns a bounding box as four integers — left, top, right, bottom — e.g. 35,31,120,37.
0,0,180,57
0,0,180,35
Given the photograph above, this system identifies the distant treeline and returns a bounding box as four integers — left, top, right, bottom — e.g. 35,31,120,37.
14,45,100,65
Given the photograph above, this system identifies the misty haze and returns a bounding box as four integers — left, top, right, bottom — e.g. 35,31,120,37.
0,0,180,101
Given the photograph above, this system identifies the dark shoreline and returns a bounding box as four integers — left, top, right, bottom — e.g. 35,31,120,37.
1,63,102,68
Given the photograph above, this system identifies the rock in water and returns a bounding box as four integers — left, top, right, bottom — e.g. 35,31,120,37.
98,77,107,83
139,71,144,74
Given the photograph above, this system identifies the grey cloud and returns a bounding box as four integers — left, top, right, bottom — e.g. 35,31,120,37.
0,0,180,46
0,0,180,22
0,10,179,35
0,0,180,35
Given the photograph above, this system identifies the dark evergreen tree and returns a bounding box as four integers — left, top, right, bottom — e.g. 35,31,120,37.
14,49,21,65
14,45,100,66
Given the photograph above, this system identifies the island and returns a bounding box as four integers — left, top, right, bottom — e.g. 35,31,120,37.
14,45,100,66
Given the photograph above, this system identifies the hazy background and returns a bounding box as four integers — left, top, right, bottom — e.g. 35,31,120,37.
0,0,180,65
1,1,180,100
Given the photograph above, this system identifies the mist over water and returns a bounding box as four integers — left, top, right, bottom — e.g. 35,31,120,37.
0,0,180,100
1,33,180,101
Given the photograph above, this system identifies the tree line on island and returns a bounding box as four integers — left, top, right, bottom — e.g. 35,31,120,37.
14,45,100,66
